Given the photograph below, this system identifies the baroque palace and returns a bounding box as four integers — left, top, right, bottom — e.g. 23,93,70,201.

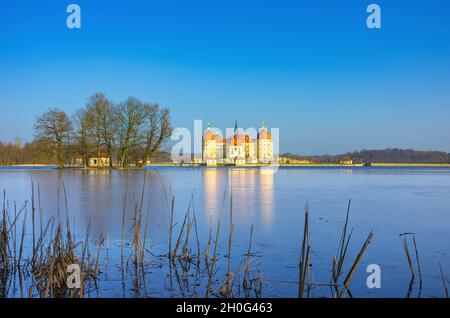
202,121,274,166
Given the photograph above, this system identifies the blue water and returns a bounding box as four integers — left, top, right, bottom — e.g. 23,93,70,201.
0,166,449,297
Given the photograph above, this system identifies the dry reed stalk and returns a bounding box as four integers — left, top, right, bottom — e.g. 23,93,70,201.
192,200,201,269
226,194,233,294
168,195,175,260
181,219,193,262
19,266,24,298
130,172,147,267
218,249,262,298
2,199,28,297
205,220,212,269
256,270,263,297
243,224,254,291
172,194,194,259
0,192,9,297
133,173,147,266
298,203,311,298
132,202,138,265
94,233,105,276
332,200,353,296
205,218,221,298
337,231,374,298
439,263,449,298
17,210,27,270
140,219,149,266
121,189,128,269
31,182,36,269
38,183,43,259
403,237,415,280
34,224,79,298
79,215,92,298
62,182,71,237
13,202,17,272
412,235,422,288
33,216,54,269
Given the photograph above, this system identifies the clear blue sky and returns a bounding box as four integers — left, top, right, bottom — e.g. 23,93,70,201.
1,0,449,154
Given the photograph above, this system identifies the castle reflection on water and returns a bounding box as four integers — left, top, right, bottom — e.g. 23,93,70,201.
203,168,274,226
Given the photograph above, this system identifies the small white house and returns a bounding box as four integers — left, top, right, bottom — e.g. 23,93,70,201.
89,155,110,168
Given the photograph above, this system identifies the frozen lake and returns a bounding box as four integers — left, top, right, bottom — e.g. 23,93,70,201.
0,166,449,297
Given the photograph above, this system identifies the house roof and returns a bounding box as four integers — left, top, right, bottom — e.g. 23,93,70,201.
88,152,110,158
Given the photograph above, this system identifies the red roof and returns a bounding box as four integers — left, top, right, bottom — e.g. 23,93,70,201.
227,133,255,146
258,129,272,140
203,130,215,141
215,133,225,143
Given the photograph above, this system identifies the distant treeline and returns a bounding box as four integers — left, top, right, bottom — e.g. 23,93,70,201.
282,148,450,164
0,92,172,168
0,139,53,166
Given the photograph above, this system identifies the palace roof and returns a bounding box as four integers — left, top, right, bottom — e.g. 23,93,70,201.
258,129,272,140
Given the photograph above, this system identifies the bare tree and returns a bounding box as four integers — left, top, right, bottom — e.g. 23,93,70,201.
4,93,173,168
139,103,172,167
99,101,116,167
73,109,93,168
113,97,145,167
85,93,112,165
34,109,73,169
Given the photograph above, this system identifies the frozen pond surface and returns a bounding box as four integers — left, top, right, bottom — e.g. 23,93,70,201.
0,166,449,298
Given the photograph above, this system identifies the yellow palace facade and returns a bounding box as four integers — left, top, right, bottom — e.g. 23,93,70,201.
202,122,274,166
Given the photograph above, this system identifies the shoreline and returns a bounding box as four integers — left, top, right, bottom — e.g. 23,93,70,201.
369,163,450,167
2,163,450,169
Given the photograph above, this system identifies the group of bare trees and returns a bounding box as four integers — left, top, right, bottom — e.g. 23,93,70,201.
32,93,172,169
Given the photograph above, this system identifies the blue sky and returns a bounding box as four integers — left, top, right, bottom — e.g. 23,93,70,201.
0,0,449,154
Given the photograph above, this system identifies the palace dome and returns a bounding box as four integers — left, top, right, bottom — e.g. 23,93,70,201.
215,133,225,143
203,130,215,141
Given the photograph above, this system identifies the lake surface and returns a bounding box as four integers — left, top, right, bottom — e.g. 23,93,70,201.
0,166,449,298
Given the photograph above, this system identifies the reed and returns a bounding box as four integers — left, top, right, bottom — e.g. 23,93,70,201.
192,200,201,270
332,199,353,296
168,195,175,261
94,233,105,276
38,183,43,259
412,235,423,291
337,231,374,298
226,194,233,295
0,182,150,298
31,182,36,270
0,191,9,297
204,220,212,269
439,262,449,298
243,224,254,291
205,218,221,298
121,189,127,270
298,202,311,298
172,196,192,259
403,237,415,280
